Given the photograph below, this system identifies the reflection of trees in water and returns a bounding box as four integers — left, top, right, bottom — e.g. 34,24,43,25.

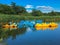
0,37,8,45
0,28,26,40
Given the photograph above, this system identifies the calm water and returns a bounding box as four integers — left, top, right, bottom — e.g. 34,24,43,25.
0,23,60,45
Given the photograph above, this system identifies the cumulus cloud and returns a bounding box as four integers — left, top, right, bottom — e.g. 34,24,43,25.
25,5,54,13
25,5,33,9
26,10,32,13
36,6,53,11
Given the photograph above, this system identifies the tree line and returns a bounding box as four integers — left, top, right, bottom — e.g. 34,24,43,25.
0,2,26,15
0,2,60,16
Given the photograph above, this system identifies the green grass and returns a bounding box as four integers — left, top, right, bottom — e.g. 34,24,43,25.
0,13,60,23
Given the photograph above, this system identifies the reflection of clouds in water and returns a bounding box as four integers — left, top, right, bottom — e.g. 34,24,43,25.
26,27,32,32
30,21,35,24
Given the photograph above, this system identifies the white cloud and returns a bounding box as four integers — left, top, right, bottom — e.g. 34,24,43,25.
26,10,32,13
25,5,33,9
25,5,56,13
36,6,53,11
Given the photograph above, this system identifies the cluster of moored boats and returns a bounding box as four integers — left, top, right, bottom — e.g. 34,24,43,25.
2,20,58,30
35,23,58,30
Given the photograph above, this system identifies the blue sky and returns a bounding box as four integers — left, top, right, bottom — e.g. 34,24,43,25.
0,0,60,13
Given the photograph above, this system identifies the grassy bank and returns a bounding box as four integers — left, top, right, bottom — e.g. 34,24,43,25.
0,14,60,23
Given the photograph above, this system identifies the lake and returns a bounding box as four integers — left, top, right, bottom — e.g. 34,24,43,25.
0,23,60,45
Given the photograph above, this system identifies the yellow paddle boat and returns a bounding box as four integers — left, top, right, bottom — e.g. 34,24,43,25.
48,22,58,30
35,23,42,30
2,23,17,30
35,22,58,30
3,24,10,28
41,23,49,30
10,23,17,29
48,22,58,27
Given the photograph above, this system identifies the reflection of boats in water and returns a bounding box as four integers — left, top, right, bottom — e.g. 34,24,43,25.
49,26,58,30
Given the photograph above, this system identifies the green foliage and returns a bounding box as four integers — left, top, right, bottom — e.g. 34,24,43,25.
0,2,26,15
0,2,60,16
31,9,43,16
48,11,57,16
0,14,60,23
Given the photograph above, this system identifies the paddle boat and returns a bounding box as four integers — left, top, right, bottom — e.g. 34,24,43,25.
2,20,58,31
3,24,10,28
41,23,49,30
18,20,43,28
48,22,58,30
48,22,58,27
2,23,17,30
35,23,42,30
35,22,58,30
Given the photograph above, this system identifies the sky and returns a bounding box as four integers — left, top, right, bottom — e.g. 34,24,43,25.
0,0,60,13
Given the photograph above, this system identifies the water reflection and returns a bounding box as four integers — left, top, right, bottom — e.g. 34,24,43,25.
6,23,60,45
0,28,26,41
0,20,58,41
0,20,59,45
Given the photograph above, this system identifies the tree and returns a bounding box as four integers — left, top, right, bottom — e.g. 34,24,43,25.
10,2,26,15
0,4,15,14
48,11,57,16
0,2,27,15
55,12,60,16
10,2,17,14
15,6,26,14
31,9,43,16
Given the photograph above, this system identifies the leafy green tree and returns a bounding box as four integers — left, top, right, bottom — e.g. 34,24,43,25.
15,6,26,15
0,4,14,14
55,12,60,15
10,2,26,14
32,9,43,16
10,2,17,14
48,11,57,16
0,2,27,15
